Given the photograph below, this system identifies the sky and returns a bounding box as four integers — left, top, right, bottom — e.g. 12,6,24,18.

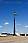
0,0,28,33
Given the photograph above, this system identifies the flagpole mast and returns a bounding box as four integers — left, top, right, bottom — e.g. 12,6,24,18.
13,17,15,36
13,10,16,36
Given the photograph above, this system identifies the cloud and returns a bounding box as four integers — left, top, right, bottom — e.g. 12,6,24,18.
24,26,28,28
4,22,9,25
0,26,3,28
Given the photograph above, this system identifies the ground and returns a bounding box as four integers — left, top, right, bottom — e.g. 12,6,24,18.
0,36,28,41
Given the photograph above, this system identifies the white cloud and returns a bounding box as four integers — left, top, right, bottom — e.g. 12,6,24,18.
24,26,28,28
4,22,9,25
0,26,3,28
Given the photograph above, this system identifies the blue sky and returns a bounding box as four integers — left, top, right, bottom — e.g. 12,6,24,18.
0,0,28,33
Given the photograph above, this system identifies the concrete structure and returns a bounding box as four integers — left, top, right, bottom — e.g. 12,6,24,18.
26,33,28,36
16,33,20,36
0,34,7,37
0,32,28,37
0,32,7,36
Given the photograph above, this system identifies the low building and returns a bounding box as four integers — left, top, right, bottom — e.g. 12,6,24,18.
26,33,28,36
20,33,25,36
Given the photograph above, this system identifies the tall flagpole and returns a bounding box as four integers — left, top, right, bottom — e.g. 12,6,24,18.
13,10,16,36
